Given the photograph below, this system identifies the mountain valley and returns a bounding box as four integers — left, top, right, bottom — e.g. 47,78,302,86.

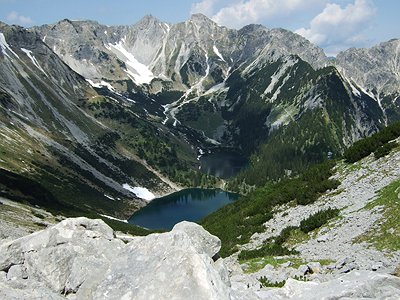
0,13,400,299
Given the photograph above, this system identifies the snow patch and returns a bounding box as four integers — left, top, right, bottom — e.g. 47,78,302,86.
100,214,128,223
104,194,115,201
204,83,226,95
107,39,154,84
263,58,297,97
197,148,205,160
0,33,19,58
21,48,47,75
164,23,170,32
125,97,136,104
122,184,155,201
213,45,226,62
86,79,115,92
345,78,361,97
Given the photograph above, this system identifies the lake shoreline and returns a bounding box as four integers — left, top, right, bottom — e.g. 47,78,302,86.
128,188,239,230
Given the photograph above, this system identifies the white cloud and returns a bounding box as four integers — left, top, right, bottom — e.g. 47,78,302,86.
210,0,324,29
295,0,376,55
191,0,220,16
6,11,34,26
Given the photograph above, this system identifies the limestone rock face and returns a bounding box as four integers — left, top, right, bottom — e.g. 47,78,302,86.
172,221,221,258
0,217,233,300
261,271,400,300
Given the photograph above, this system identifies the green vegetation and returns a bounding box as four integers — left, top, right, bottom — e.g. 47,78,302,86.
299,208,340,233
344,121,400,163
238,208,339,260
221,59,382,187
259,277,286,288
85,94,219,188
283,228,310,248
241,257,304,273
374,141,399,159
259,274,309,288
355,179,400,251
202,161,340,257
239,243,296,260
0,167,154,236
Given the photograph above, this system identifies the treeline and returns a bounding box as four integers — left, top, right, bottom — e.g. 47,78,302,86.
344,121,400,163
201,160,340,257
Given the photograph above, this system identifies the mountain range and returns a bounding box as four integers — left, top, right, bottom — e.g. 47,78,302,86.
0,14,399,218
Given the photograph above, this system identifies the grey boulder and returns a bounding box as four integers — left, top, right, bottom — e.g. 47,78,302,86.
0,217,232,300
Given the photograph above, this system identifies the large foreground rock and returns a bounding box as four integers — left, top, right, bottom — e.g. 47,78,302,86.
1,217,400,299
0,217,239,300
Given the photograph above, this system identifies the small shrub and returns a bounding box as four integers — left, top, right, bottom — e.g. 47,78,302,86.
344,122,400,163
274,226,298,245
293,275,309,281
259,276,286,288
238,243,297,260
300,208,340,233
374,142,398,159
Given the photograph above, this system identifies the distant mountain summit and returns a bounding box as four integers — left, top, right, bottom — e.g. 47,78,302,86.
33,14,327,88
335,39,400,123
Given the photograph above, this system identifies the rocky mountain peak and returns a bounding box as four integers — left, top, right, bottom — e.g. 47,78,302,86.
134,14,162,28
335,38,400,116
190,13,217,27
238,23,268,35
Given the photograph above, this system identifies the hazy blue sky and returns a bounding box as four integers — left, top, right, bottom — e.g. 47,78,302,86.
0,0,398,55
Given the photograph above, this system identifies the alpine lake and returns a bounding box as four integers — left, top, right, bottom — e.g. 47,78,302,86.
128,150,247,230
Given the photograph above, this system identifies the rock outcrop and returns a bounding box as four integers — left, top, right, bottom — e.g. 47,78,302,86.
0,217,238,299
260,270,400,300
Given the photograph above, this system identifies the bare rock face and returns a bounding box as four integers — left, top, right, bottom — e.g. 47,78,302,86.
260,271,400,300
32,14,327,90
336,39,400,98
0,217,235,300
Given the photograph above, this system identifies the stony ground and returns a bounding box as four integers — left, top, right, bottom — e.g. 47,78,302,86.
0,197,61,241
228,141,400,294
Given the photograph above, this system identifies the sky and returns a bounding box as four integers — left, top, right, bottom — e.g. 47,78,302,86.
0,0,398,56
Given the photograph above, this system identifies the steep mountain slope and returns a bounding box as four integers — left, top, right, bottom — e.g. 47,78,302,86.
34,14,327,90
32,15,400,184
0,22,200,219
1,147,400,299
336,39,400,123
234,63,383,184
180,55,383,184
